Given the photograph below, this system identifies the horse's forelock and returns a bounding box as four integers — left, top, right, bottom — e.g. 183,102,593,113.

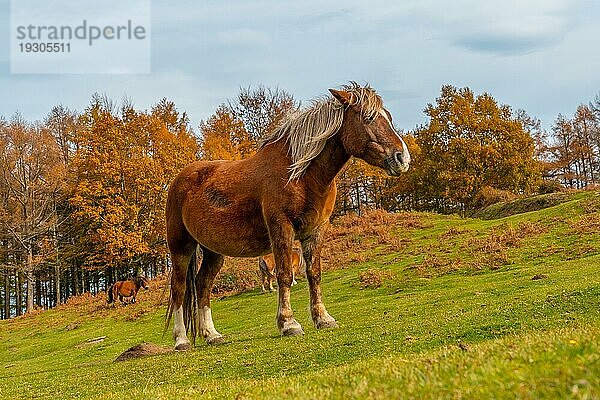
259,83,383,180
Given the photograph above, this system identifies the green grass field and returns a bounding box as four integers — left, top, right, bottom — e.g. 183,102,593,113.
1,192,599,399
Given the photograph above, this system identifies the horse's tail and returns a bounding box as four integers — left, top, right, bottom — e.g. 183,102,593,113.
298,249,307,277
107,283,115,304
165,247,199,344
258,257,270,277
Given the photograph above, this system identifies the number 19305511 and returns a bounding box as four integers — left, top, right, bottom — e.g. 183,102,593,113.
19,42,71,53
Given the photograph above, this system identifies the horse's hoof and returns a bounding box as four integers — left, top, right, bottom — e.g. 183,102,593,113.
282,326,304,336
206,335,225,345
316,319,339,329
174,343,192,351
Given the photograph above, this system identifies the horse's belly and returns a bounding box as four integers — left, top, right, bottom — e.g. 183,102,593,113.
183,205,271,257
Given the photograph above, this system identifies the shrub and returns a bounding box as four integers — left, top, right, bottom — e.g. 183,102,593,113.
472,186,517,210
537,179,565,194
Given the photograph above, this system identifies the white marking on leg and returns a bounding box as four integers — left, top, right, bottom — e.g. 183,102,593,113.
199,306,222,342
172,306,190,348
277,289,303,334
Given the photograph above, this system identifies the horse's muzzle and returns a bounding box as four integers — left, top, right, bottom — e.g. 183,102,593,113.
393,151,410,172
384,152,410,176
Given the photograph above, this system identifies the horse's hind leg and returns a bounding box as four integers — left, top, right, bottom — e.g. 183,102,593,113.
167,229,196,350
196,246,225,345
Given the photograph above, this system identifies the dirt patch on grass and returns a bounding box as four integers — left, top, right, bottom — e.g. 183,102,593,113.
75,336,106,348
532,274,549,280
114,343,172,362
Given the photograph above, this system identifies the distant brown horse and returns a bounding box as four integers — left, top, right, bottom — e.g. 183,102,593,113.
259,248,306,292
166,83,410,349
107,276,149,305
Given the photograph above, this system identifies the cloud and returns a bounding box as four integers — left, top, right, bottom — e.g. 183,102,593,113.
1,0,598,134
215,29,270,46
420,0,578,55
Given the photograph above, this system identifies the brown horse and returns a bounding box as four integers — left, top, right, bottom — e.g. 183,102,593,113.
259,248,306,292
107,276,149,305
166,83,410,349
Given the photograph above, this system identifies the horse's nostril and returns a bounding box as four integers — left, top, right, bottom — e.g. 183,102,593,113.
394,152,403,163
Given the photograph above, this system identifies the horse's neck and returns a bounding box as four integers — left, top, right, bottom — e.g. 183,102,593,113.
303,130,350,190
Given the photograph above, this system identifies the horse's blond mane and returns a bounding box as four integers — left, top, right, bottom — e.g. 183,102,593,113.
259,82,383,180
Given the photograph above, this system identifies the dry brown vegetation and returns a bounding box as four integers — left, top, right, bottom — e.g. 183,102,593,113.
462,221,548,270
47,275,171,324
414,255,463,278
568,194,600,234
358,268,395,289
324,209,425,269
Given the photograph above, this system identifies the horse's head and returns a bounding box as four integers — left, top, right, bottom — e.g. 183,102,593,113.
137,276,149,290
330,86,411,176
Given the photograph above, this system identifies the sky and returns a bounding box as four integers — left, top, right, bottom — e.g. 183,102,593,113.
1,0,599,133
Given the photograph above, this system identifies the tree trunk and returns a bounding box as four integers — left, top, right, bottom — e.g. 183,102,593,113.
16,270,23,316
355,182,361,216
35,276,42,308
3,272,10,319
71,265,79,296
26,247,34,313
55,264,61,306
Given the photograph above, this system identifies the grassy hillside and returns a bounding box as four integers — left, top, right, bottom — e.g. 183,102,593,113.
1,191,599,399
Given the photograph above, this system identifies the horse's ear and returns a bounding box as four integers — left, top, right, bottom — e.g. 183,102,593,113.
329,89,353,106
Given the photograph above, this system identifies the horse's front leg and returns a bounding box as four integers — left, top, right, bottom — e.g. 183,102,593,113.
269,219,304,336
302,225,338,329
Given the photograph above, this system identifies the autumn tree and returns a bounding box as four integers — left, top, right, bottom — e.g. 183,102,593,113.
70,96,198,282
228,86,299,145
199,86,298,161
572,105,598,185
199,105,253,160
43,105,80,305
397,85,540,213
548,102,599,189
0,115,65,313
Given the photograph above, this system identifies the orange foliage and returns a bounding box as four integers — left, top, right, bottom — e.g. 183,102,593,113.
69,97,198,270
